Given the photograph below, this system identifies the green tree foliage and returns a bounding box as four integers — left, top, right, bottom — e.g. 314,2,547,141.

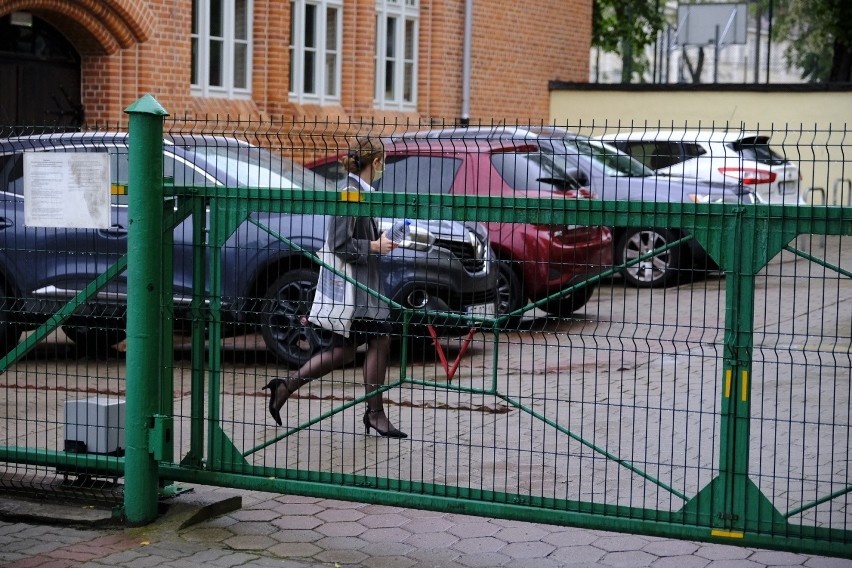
764,0,852,82
592,0,666,83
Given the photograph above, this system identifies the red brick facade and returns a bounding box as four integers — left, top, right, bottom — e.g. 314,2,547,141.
1,0,591,125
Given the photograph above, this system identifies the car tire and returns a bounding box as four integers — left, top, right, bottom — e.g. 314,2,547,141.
62,324,126,359
615,228,687,288
542,284,596,317
0,287,21,356
260,269,334,368
495,260,526,329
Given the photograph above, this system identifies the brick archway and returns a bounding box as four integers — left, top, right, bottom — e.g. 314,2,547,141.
0,0,152,55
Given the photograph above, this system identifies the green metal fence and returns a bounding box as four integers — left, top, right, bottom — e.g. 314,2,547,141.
1,96,850,557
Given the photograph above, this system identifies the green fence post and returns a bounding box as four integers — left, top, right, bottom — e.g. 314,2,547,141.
123,94,169,525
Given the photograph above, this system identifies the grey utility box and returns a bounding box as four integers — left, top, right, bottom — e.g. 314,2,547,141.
64,397,126,454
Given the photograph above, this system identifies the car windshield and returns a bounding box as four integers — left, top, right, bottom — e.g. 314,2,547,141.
183,145,333,190
560,138,653,177
491,151,581,193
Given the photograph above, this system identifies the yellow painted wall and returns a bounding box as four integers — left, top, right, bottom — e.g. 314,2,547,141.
550,88,852,205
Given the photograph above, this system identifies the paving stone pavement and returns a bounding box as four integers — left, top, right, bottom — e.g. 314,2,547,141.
1,485,849,568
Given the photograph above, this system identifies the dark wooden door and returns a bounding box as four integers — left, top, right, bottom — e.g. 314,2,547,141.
0,14,82,129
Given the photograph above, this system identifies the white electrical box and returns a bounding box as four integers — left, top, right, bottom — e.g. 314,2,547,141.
64,397,126,454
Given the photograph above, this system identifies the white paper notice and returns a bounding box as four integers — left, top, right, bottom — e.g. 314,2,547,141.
23,152,111,229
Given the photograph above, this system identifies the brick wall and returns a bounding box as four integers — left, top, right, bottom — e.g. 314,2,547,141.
1,0,591,125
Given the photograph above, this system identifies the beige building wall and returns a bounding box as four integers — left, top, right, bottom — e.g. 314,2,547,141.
550,87,852,205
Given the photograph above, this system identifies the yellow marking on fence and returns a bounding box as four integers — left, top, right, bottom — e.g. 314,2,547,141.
741,371,749,402
112,183,127,195
725,370,732,398
340,190,362,202
711,529,745,539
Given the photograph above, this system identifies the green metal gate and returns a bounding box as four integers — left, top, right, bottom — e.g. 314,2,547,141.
1,97,850,558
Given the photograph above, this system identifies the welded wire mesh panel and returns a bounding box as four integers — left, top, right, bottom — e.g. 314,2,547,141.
0,124,130,505
1,118,849,554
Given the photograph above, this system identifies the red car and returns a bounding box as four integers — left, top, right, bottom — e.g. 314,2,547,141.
307,139,613,324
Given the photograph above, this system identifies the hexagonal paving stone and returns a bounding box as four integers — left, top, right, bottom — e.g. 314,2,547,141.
179,527,235,544
315,521,367,537
271,503,324,517
359,540,415,557
313,548,369,565
267,541,323,559
359,513,410,529
694,543,755,560
359,527,413,544
641,539,701,557
402,516,455,533
448,521,500,539
451,536,506,555
593,534,653,552
405,530,459,549
316,508,366,523
599,550,658,567
228,521,279,536
316,499,367,509
269,529,324,543
362,555,418,568
500,540,556,559
493,525,551,543
456,551,511,567
749,550,809,565
652,555,711,568
223,534,279,551
230,509,281,522
547,544,607,565
271,515,323,530
541,527,601,547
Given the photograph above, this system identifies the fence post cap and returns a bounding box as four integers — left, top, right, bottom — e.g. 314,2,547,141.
124,94,169,117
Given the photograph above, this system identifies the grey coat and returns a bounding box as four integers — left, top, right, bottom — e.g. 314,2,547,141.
326,178,389,321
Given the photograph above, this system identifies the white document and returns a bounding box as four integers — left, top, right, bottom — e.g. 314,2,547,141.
24,152,111,229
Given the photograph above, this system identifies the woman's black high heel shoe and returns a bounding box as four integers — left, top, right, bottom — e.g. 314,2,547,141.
363,410,408,438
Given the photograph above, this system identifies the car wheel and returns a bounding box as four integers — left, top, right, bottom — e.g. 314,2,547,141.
0,287,21,356
542,284,596,317
615,228,686,288
495,260,526,329
62,324,126,359
260,269,334,367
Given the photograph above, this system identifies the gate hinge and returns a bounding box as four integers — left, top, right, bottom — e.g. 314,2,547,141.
148,414,174,461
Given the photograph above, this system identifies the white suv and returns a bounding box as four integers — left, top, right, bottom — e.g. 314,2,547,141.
598,129,803,205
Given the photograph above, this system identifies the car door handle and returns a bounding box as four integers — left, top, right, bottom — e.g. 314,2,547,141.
99,224,127,237
0,217,12,229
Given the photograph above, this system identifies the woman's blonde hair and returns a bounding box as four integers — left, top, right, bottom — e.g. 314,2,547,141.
340,136,384,174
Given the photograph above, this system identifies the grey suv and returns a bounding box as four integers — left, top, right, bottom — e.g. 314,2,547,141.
0,133,497,365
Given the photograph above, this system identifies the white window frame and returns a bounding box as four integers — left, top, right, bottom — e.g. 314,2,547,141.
374,0,418,110
191,0,253,98
289,0,343,105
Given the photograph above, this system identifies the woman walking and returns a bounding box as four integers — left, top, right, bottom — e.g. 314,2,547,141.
264,137,407,438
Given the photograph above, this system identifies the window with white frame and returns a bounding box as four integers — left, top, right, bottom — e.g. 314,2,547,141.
191,0,252,97
374,0,418,110
289,0,342,104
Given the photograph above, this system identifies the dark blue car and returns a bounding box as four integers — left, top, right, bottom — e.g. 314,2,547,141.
0,133,497,365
